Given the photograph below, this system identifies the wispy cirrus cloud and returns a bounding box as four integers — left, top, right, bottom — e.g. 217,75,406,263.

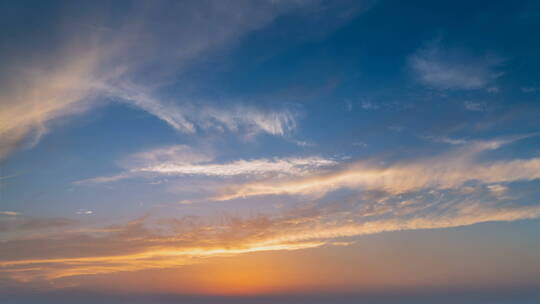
464,100,488,112
521,86,537,93
104,83,298,137
78,145,337,184
0,211,19,216
1,188,539,282
216,136,540,200
487,184,509,198
409,40,504,90
1,0,367,160
136,156,336,177
0,50,103,160
196,105,297,137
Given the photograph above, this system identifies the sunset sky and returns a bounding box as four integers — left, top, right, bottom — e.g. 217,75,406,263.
1,1,540,303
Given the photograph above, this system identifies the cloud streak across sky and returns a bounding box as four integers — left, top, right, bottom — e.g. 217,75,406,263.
78,145,338,184
409,40,504,90
217,137,540,200
0,0,334,160
1,187,539,282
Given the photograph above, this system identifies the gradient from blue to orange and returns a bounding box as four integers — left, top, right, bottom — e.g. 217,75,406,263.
1,0,540,303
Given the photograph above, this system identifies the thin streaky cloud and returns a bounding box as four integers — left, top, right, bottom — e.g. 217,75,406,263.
521,86,537,93
137,156,337,177
105,83,298,137
464,101,488,112
1,193,538,281
78,145,338,184
409,40,504,90
0,0,333,160
0,211,19,216
216,137,540,200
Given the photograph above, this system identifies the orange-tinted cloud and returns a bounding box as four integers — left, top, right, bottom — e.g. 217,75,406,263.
2,190,539,283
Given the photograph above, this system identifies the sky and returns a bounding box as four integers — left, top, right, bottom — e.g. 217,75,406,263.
1,0,540,303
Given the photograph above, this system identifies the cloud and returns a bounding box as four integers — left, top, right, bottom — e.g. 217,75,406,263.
196,105,297,137
105,84,298,137
487,184,509,198
215,137,540,200
423,136,468,145
486,86,500,93
521,87,537,93
409,40,504,90
137,156,336,177
0,211,19,216
464,101,487,112
1,190,539,282
2,0,358,160
76,210,94,215
125,145,213,167
360,100,380,110
0,49,102,159
78,145,338,184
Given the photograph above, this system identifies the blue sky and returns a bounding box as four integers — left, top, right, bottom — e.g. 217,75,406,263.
1,0,540,302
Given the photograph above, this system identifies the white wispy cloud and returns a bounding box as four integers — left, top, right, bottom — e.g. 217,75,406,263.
76,209,94,215
409,40,504,90
487,184,509,198
0,211,19,216
216,136,540,200
521,86,537,93
125,145,214,167
105,83,197,134
78,145,338,184
1,0,347,160
464,101,488,112
137,156,336,177
104,83,298,137
486,86,500,93
360,100,380,110
197,105,297,137
423,136,468,145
